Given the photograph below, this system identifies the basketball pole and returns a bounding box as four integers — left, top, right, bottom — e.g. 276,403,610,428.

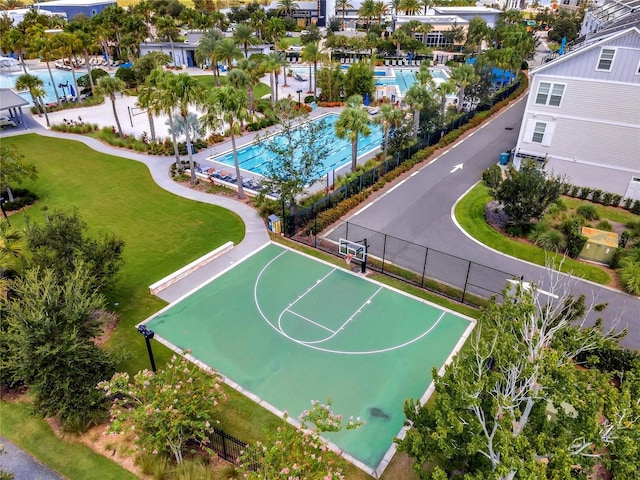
361,239,368,274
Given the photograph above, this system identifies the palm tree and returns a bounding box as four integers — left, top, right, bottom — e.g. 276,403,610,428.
171,74,206,185
335,95,371,172
435,80,457,119
265,17,285,44
358,0,376,30
215,37,243,71
390,29,410,57
154,16,180,66
404,83,430,138
373,1,388,24
0,218,23,291
16,74,50,127
136,72,162,142
52,32,82,102
202,87,249,199
262,53,281,107
166,112,203,151
250,10,267,40
449,63,479,113
335,0,353,30
1,28,28,74
301,41,328,98
95,76,126,138
275,38,290,87
276,0,299,17
226,68,252,125
195,28,222,85
399,0,421,15
27,31,61,106
233,24,259,58
374,104,405,161
152,70,184,169
420,0,432,14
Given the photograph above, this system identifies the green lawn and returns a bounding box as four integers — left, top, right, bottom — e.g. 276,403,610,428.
0,400,138,480
455,183,611,285
4,135,245,374
193,74,271,100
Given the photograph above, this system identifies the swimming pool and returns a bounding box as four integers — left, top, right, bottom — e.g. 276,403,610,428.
0,68,80,105
210,113,383,177
374,68,449,95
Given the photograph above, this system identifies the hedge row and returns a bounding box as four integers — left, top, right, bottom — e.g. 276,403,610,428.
560,183,640,214
1,188,38,211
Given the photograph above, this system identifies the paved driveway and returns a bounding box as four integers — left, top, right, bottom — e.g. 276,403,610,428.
0,436,63,480
327,96,640,350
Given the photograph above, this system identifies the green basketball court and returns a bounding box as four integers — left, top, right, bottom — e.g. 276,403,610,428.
144,243,475,476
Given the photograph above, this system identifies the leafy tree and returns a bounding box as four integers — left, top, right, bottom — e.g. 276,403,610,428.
1,266,116,430
0,144,37,202
258,99,330,211
400,279,639,479
548,11,580,43
374,103,405,160
335,95,371,172
24,208,124,293
153,15,179,65
343,60,374,99
449,63,479,113
0,28,28,74
133,51,172,85
316,64,345,102
240,399,363,479
202,86,249,199
301,41,328,98
95,76,126,138
494,161,564,228
99,353,226,464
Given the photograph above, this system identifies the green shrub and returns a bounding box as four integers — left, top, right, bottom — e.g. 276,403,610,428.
623,197,634,209
566,224,587,258
527,219,550,243
560,183,572,195
591,189,603,204
609,248,623,269
595,220,613,231
534,229,566,252
568,185,580,198
619,253,640,295
578,186,593,200
632,201,640,215
576,204,599,220
601,192,614,206
482,164,502,189
620,230,632,248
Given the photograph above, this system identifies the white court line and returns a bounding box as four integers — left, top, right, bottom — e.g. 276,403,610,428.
338,286,384,332
285,308,336,333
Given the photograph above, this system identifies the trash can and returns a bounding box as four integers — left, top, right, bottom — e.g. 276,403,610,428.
267,214,281,234
499,152,510,165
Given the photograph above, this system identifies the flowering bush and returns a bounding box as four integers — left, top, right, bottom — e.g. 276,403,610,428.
98,353,226,465
239,400,363,479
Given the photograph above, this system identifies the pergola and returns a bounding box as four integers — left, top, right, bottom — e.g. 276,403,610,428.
0,88,29,129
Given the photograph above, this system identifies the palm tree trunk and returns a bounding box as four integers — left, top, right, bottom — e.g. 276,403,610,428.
383,125,389,160
38,98,50,127
457,86,464,113
169,37,177,67
30,93,43,117
167,114,182,169
45,60,61,106
183,113,197,185
282,58,289,87
248,87,255,114
147,111,156,142
313,61,317,98
275,71,279,102
351,137,358,172
308,63,312,94
20,53,27,74
269,73,275,107
68,55,80,101
413,109,420,138
84,49,95,93
230,127,245,200
110,96,124,137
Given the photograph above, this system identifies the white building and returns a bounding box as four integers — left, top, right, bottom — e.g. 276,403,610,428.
513,27,640,200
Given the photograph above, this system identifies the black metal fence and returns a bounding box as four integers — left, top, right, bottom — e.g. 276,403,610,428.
207,427,255,469
295,220,518,307
284,79,522,235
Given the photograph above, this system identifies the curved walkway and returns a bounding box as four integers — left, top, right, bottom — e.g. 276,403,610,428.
1,114,270,303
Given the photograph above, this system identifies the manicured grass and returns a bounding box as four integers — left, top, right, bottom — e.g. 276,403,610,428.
193,74,271,100
0,400,138,480
4,135,245,374
561,197,640,225
455,183,611,285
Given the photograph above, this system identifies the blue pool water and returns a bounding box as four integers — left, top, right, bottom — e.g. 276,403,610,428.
375,68,449,95
212,113,383,177
0,68,81,105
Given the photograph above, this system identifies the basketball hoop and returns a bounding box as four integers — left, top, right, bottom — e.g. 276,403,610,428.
344,253,354,265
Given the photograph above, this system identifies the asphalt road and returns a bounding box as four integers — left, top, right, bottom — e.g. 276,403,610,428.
327,96,640,350
0,436,63,480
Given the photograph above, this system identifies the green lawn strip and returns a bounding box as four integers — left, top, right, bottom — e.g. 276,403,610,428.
193,75,270,100
4,135,245,375
0,400,137,480
561,197,640,225
456,183,611,285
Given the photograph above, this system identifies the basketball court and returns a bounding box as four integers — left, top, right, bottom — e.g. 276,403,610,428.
143,242,475,477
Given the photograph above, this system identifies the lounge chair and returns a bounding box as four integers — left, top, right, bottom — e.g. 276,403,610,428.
294,73,305,82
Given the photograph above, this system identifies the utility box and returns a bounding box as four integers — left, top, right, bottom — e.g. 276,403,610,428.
579,227,618,264
267,214,281,234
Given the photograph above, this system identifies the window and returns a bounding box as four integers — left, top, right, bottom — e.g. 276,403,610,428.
532,122,546,143
596,48,615,71
636,59,640,75
535,82,565,106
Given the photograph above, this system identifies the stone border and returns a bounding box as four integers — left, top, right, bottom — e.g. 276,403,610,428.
148,241,234,295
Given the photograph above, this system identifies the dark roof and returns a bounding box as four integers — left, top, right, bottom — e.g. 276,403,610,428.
0,88,29,111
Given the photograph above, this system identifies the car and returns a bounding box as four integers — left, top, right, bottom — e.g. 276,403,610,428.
300,30,310,35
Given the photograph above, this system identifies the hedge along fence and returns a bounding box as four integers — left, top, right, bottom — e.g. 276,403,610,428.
287,75,529,235
560,183,640,214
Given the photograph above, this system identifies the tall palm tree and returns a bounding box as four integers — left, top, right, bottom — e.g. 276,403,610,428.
301,41,328,98
449,63,479,113
262,53,281,107
276,0,299,17
27,32,61,106
390,29,410,57
152,70,183,169
265,17,285,44
358,0,376,30
404,83,430,138
374,104,405,161
195,28,222,85
166,112,203,150
95,76,126,138
136,73,161,142
435,80,457,119
1,28,28,74
399,0,421,15
52,32,82,102
237,58,263,114
275,38,290,87
373,1,388,24
335,95,371,172
154,16,180,66
227,68,251,125
202,86,249,199
16,74,50,126
171,74,206,185
0,218,23,283
214,37,243,71
420,0,432,14
335,0,353,30
233,24,259,58
250,10,267,40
